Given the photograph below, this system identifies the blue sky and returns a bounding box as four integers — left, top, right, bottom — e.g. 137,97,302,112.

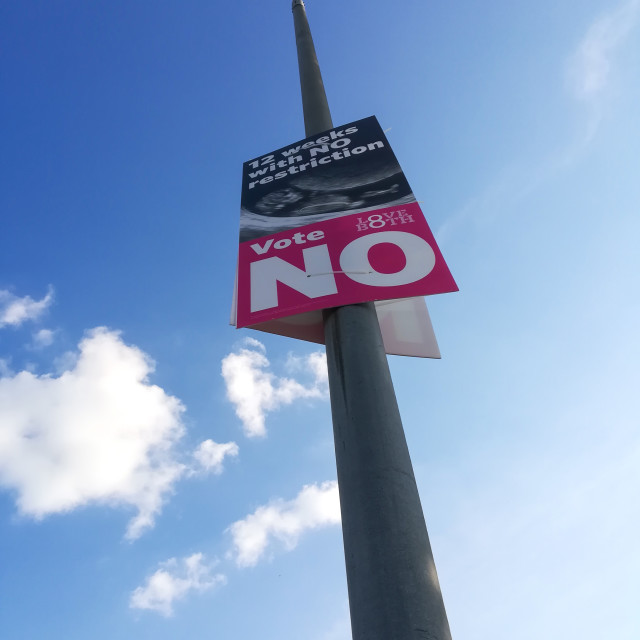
1,1,639,638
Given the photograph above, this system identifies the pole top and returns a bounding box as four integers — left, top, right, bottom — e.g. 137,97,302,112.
292,0,304,9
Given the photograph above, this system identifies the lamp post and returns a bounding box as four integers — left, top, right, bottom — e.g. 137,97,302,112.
291,2,453,639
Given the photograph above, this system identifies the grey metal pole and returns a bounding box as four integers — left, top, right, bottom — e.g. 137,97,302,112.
292,0,332,136
291,2,453,639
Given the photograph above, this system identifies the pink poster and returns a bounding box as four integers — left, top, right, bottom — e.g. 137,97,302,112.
236,202,457,328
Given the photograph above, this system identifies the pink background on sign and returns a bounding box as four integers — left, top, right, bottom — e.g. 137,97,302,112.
236,203,457,328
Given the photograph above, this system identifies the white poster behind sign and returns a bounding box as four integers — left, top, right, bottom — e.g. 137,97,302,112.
229,286,440,358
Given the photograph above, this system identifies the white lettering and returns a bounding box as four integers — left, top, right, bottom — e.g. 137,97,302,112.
250,245,337,312
330,138,350,149
367,214,385,229
250,239,274,255
292,232,306,244
306,230,325,241
340,232,435,287
249,230,324,255
281,146,301,157
310,145,330,157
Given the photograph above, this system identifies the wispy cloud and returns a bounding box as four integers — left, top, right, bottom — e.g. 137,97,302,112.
221,338,328,438
0,327,186,539
130,553,225,617
567,0,639,102
0,286,54,328
0,359,12,377
438,0,640,245
31,328,56,348
192,439,239,475
565,0,640,144
228,480,340,567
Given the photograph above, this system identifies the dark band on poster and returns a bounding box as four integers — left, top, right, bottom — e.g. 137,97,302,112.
240,116,416,243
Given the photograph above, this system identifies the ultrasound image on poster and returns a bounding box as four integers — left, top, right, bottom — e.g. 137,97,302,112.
239,116,416,243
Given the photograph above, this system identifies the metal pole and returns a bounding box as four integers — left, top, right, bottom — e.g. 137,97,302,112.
291,2,453,639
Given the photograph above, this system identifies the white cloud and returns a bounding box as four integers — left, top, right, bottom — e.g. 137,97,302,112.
228,480,340,567
52,350,78,375
568,0,639,101
130,553,225,617
285,350,329,386
0,359,12,377
0,327,186,539
193,439,239,474
0,286,54,328
221,339,328,438
32,328,55,348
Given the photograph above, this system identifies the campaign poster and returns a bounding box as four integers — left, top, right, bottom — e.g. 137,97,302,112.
233,116,457,356
236,116,457,329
